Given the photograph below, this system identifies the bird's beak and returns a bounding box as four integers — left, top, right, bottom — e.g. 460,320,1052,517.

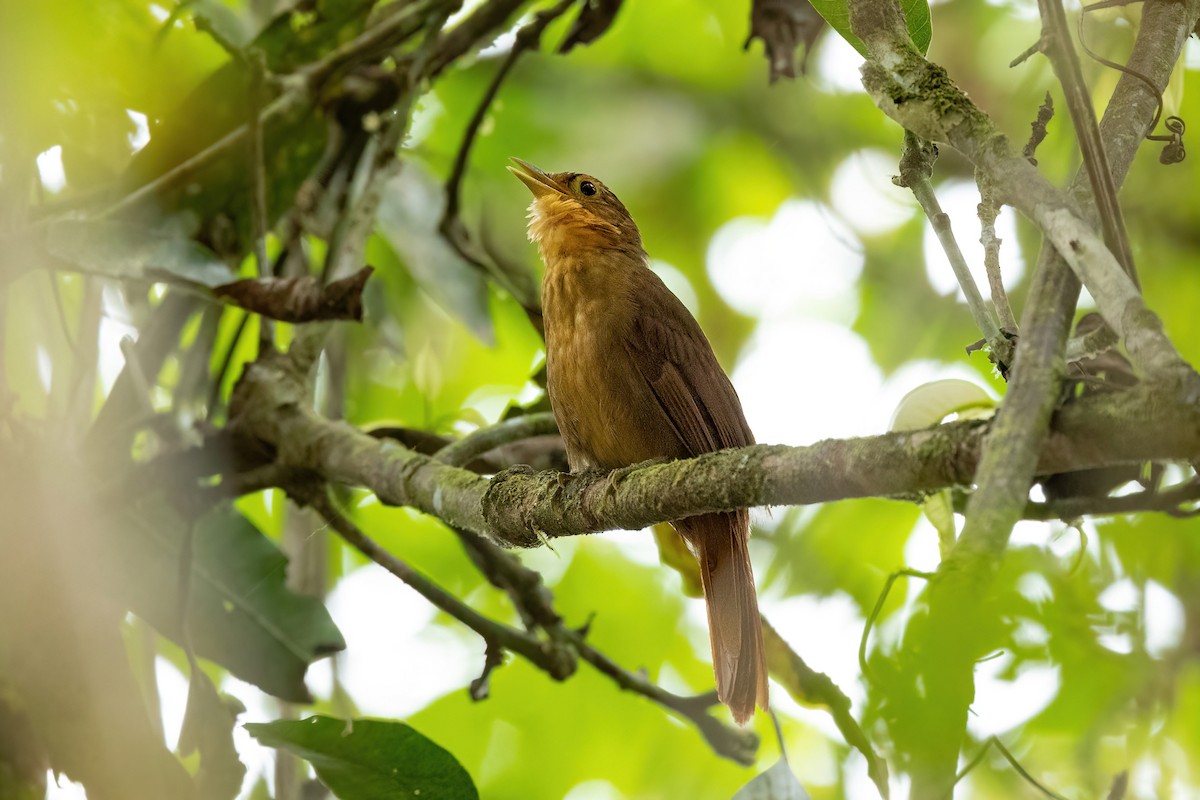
507,158,564,199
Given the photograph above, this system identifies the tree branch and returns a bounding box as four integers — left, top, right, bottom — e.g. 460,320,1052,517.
895,132,1001,346
227,343,1200,548
1035,0,1138,288
309,489,576,677
844,0,1200,792
102,0,526,221
977,172,1018,335
1001,478,1200,521
849,0,1200,388
306,487,756,763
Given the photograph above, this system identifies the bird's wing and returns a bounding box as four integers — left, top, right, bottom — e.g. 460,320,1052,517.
623,273,754,456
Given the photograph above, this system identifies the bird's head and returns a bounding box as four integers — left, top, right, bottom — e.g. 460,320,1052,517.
508,158,644,259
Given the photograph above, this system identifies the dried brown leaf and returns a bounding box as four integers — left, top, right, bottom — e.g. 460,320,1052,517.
744,0,826,82
558,0,624,53
214,266,374,322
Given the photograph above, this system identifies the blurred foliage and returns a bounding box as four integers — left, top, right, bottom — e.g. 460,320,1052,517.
2,0,1199,798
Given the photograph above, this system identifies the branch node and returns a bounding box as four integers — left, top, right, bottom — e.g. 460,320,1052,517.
469,645,506,701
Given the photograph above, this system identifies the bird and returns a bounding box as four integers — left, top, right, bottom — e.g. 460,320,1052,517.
508,158,769,724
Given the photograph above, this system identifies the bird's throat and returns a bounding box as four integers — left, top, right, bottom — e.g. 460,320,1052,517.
526,195,627,267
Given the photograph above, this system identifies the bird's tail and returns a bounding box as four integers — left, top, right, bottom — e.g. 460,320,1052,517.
679,510,768,725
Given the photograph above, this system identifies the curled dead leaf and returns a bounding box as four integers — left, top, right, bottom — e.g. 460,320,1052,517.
744,0,826,82
214,266,374,323
558,0,624,53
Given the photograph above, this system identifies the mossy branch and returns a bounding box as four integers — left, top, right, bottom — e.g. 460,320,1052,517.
848,0,1200,391
228,343,1200,549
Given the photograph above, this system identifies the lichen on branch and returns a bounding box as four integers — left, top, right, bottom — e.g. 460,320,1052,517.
228,338,1200,549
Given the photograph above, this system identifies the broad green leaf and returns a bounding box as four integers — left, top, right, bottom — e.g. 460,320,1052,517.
808,0,932,57
246,716,479,800
732,758,811,800
112,501,345,701
376,162,495,343
767,501,919,613
1,219,236,288
119,0,378,254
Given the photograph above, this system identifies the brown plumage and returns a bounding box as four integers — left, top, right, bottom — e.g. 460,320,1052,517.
508,158,769,724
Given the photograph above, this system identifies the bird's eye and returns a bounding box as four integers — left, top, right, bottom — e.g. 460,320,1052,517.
579,180,597,196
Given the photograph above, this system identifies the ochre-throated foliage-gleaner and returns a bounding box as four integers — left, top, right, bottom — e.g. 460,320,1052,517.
510,158,768,724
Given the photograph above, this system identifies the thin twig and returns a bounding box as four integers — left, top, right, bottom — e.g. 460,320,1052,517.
762,617,890,797
317,10,442,286
976,177,1018,335
101,89,307,220
566,631,758,764
303,0,445,89
991,738,1070,800
434,412,559,467
319,7,452,287
859,568,935,680
1035,0,1139,288
951,736,1069,799
311,488,577,678
310,488,756,763
319,105,410,286
246,49,275,350
1009,36,1044,69
894,131,1001,343
420,0,534,82
102,0,508,221
442,0,576,219
439,0,577,310
996,475,1200,520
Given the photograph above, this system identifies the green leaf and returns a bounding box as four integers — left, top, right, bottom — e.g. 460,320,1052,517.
47,219,235,286
112,501,345,701
178,666,247,800
766,500,919,613
246,716,479,800
732,758,811,799
376,162,494,343
188,0,255,50
808,0,932,57
4,219,236,287
921,488,957,560
246,777,273,800
119,0,378,255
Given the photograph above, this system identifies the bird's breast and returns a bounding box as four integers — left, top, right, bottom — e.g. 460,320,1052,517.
542,264,654,470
